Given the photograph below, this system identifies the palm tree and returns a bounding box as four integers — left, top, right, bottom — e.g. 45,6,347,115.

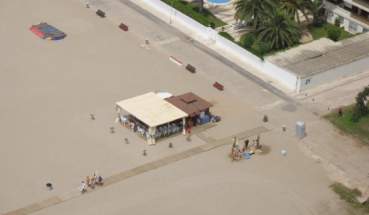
256,9,301,50
280,0,311,24
234,0,277,28
307,0,325,26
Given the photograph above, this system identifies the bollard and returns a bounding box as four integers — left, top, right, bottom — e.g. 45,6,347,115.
119,23,128,31
168,142,173,148
96,9,106,18
46,182,53,190
263,115,268,123
185,64,196,73
213,82,224,91
142,150,147,156
282,125,286,132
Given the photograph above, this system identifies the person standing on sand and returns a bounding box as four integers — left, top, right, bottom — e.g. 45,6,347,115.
255,135,260,149
243,139,249,152
80,181,87,193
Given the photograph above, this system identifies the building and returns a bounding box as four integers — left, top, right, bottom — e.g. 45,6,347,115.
116,92,188,145
115,92,216,144
325,0,369,33
266,33,369,92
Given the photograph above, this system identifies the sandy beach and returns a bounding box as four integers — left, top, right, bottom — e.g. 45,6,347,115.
0,0,364,214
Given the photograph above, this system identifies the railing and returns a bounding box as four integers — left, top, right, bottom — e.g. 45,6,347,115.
351,13,369,25
353,0,369,10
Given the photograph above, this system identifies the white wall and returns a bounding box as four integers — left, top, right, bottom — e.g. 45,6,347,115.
137,0,298,91
299,56,369,91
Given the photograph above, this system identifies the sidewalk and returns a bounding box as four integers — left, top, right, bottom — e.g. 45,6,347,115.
3,126,269,215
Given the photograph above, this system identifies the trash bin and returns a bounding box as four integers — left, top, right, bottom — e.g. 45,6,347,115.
296,121,306,139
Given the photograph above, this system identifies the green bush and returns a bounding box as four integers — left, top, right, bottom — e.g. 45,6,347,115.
251,40,271,56
327,26,341,41
218,32,235,42
241,33,256,49
331,183,362,205
330,183,369,213
161,0,225,28
352,87,369,122
334,17,341,27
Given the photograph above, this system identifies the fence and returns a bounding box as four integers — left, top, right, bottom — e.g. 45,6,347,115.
138,0,298,91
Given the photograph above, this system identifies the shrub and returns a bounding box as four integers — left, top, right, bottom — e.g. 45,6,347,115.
334,17,341,27
313,16,326,27
330,183,362,205
251,40,271,57
209,22,215,29
351,86,369,122
327,26,341,41
241,33,256,49
161,0,225,28
218,32,235,42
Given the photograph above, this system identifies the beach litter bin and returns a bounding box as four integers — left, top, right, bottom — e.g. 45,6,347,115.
296,121,306,139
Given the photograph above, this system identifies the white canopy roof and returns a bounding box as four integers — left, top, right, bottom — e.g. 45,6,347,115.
116,92,188,127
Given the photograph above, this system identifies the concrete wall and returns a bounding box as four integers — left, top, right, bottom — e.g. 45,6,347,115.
299,56,369,91
136,0,298,91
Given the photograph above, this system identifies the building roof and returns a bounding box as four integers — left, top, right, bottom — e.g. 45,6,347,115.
266,33,369,78
166,92,213,117
116,92,188,127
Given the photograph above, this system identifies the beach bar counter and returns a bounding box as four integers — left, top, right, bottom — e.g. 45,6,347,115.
116,92,188,145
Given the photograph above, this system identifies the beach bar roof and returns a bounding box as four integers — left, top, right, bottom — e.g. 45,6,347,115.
166,92,213,117
116,92,188,127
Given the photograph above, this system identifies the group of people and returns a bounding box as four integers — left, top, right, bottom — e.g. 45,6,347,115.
80,172,104,193
230,135,261,161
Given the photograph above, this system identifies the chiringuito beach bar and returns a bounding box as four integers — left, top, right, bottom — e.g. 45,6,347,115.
115,92,218,144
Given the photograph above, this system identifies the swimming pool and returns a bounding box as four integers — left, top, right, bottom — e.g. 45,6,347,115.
206,0,231,6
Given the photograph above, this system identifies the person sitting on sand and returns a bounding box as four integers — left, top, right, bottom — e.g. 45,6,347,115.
86,176,91,187
96,175,104,186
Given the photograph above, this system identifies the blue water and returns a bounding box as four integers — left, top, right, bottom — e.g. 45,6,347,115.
207,0,231,5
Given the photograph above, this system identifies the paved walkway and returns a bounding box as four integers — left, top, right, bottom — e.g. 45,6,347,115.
3,126,269,215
